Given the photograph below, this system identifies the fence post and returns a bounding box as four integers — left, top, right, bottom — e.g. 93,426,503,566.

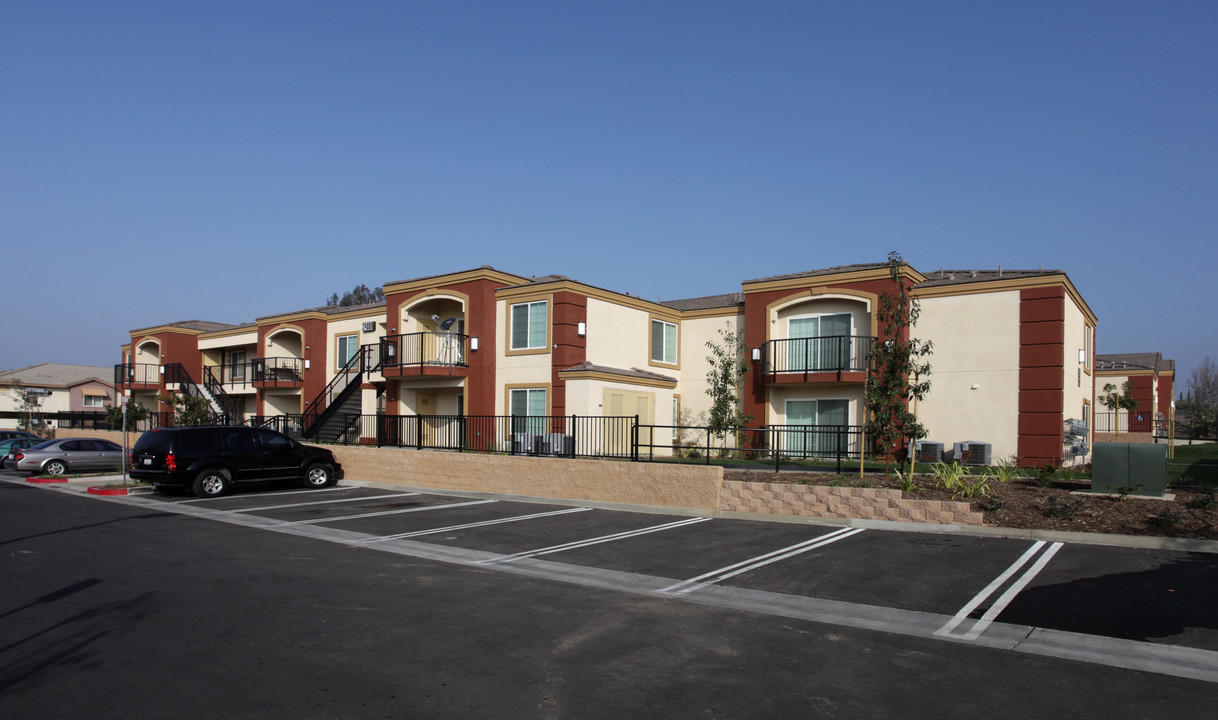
836,426,843,475
631,415,639,462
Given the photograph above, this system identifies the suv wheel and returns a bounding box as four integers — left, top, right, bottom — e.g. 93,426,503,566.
193,469,231,498
302,463,336,489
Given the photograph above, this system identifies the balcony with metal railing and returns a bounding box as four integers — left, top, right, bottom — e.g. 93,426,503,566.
379,332,470,378
251,357,305,388
761,336,875,383
114,363,163,389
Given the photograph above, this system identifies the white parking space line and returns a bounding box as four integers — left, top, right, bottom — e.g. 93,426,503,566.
478,516,712,565
275,499,499,526
656,527,865,596
936,540,1064,640
230,492,421,513
357,506,594,543
175,486,357,503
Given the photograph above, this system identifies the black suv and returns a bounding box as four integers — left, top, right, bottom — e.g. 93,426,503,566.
130,426,342,498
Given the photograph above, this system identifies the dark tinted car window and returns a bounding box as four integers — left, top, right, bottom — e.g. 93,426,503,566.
179,428,223,455
95,440,121,451
60,441,84,451
32,440,56,450
223,428,258,452
133,432,172,453
257,429,293,450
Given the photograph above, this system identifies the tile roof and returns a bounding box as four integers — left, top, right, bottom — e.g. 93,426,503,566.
384,265,525,287
1095,352,1175,374
130,319,240,334
659,292,745,312
255,301,386,321
557,362,677,384
744,263,891,285
0,363,115,388
916,268,1065,288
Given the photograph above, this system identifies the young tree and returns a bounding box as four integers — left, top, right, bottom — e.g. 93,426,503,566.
1177,356,1217,436
705,325,752,454
1099,381,1139,441
10,386,51,437
105,400,150,432
864,252,934,475
160,391,214,427
326,284,385,307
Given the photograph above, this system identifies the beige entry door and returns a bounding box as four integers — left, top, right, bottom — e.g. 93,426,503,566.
416,392,438,445
603,388,654,456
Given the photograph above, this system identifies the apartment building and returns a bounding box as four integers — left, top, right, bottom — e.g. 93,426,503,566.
1093,352,1175,439
115,262,1099,467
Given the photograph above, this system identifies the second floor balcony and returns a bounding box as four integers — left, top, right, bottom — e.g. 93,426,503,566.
252,357,305,388
380,332,469,377
762,336,875,383
115,362,163,389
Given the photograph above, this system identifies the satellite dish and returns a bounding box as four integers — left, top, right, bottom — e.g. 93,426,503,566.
440,317,457,331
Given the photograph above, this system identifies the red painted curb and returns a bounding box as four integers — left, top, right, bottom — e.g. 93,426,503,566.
87,486,131,496
27,477,67,484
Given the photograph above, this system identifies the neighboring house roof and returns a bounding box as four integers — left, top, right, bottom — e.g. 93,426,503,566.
659,293,745,312
130,319,240,334
743,263,890,285
1096,353,1175,374
916,268,1065,288
0,363,115,389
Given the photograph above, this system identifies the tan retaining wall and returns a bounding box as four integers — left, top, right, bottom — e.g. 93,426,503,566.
1094,432,1155,445
720,481,984,526
330,445,724,511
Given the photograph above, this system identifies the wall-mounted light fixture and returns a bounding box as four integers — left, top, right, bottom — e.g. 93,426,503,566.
305,360,311,370
577,322,586,337
751,348,761,361
471,337,479,351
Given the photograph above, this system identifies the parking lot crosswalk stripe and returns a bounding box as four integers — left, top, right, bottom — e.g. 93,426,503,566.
656,527,864,595
356,506,593,542
276,498,498,525
478,516,712,565
935,540,1047,638
961,541,1063,640
231,492,421,513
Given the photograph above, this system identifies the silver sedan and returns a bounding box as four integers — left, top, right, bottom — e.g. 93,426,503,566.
12,438,125,476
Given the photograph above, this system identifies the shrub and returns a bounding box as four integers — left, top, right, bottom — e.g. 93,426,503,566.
893,469,919,493
1047,497,1083,521
984,457,1023,484
952,474,992,499
979,497,1006,513
1035,465,1058,488
1149,510,1183,529
932,461,967,491
1113,484,1145,501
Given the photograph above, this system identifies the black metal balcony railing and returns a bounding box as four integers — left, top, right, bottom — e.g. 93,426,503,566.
252,357,304,386
380,332,469,371
114,363,162,386
762,336,875,378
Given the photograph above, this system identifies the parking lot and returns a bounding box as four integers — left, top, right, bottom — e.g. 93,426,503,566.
59,479,1212,683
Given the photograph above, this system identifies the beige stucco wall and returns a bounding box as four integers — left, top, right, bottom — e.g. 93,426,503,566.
327,314,385,374
916,290,1022,461
585,297,657,370
494,296,553,413
198,329,258,352
676,314,744,426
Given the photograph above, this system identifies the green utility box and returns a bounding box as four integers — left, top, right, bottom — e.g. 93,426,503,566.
1090,443,1168,497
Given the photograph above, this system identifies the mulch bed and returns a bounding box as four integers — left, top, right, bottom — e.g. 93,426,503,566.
724,470,1218,541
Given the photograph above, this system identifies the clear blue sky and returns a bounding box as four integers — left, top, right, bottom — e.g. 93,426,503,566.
3,1,1215,393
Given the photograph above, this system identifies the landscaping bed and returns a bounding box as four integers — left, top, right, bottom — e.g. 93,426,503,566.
724,469,1218,540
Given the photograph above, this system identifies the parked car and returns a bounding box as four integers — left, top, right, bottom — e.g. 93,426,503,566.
0,437,45,468
129,426,342,498
0,430,41,442
12,438,124,476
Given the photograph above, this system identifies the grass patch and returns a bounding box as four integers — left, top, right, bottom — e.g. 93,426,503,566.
1167,443,1218,486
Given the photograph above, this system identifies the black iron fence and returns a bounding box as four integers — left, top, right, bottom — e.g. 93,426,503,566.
762,336,875,377
640,423,866,472
380,332,470,371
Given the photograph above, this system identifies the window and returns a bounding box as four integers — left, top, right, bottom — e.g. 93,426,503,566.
84,395,105,408
788,313,852,371
337,334,359,368
651,319,678,365
511,301,548,351
509,388,547,434
784,398,850,456
230,350,246,380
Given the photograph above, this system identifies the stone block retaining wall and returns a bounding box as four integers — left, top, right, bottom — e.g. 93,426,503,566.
720,481,984,526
